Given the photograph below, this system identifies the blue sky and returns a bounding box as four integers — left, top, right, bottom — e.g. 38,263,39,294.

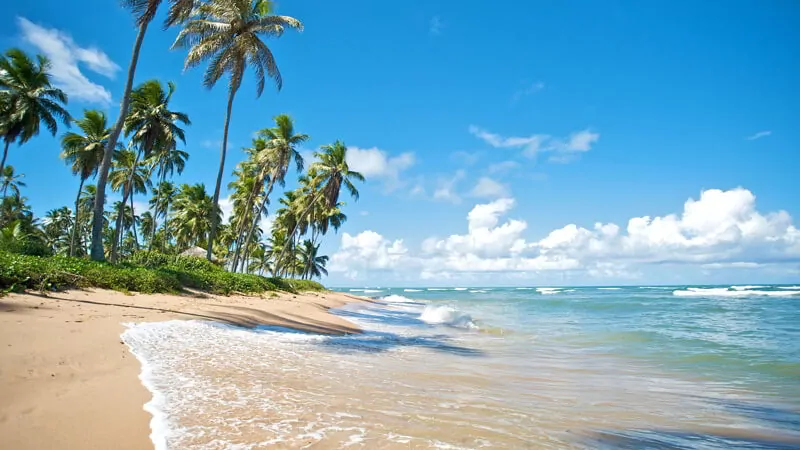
1,0,798,286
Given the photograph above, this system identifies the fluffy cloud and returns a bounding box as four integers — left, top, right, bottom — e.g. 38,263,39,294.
470,177,510,199
346,146,415,190
330,188,800,281
468,125,599,162
18,18,119,104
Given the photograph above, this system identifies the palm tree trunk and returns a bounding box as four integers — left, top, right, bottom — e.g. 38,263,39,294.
231,177,264,271
238,178,275,272
162,199,171,252
149,171,166,252
275,192,322,276
90,21,149,262
69,177,85,257
130,192,139,250
207,88,237,261
110,190,129,261
0,140,10,182
111,152,141,261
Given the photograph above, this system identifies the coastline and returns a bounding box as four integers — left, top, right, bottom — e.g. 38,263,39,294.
0,288,366,450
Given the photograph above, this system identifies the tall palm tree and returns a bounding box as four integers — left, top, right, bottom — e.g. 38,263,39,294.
61,110,109,256
0,48,70,175
139,211,156,247
235,114,307,271
109,147,150,260
276,141,364,274
173,0,303,260
43,207,74,255
125,80,190,159
296,239,328,280
149,181,178,250
0,165,26,199
90,0,198,262
172,183,219,250
78,184,98,254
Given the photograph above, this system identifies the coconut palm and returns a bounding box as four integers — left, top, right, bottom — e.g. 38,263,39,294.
276,141,364,274
1,165,26,199
125,80,190,159
149,181,178,250
172,183,219,250
296,239,328,280
90,0,198,262
172,0,303,260
61,110,109,255
0,48,70,175
43,207,74,255
235,114,307,271
139,211,156,247
108,147,151,259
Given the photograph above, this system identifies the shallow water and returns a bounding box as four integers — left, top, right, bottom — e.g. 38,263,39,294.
123,285,800,449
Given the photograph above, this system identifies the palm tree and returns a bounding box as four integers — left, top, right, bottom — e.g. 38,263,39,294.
78,184,98,254
1,165,26,198
172,183,219,250
90,0,198,262
276,141,364,274
108,147,150,260
0,48,70,175
61,110,109,256
296,239,328,280
173,0,303,260
125,80,190,159
139,211,156,247
149,181,178,250
235,114,307,271
43,207,74,255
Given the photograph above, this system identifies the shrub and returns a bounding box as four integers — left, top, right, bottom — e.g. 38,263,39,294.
0,237,53,257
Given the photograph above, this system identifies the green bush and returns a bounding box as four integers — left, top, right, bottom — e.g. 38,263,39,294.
0,237,53,257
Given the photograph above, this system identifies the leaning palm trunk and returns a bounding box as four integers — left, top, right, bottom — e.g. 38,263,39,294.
207,90,237,261
275,192,322,276
110,152,141,261
149,171,166,251
130,192,139,250
231,182,261,272
238,178,275,273
0,140,10,180
90,21,148,261
69,177,85,257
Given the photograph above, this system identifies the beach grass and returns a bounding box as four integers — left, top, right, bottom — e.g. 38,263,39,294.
0,250,324,295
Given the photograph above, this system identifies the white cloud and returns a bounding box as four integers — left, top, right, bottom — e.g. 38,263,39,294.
330,231,409,278
218,196,234,223
433,170,465,204
512,81,545,102
470,177,509,199
451,151,481,165
487,160,520,174
745,130,772,141
429,16,443,35
346,146,415,190
17,17,119,104
330,188,800,282
468,125,599,162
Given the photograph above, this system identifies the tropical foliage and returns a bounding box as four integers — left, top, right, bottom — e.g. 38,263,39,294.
0,2,365,291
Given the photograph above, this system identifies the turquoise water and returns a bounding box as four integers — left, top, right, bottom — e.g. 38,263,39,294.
123,284,800,448
340,285,800,448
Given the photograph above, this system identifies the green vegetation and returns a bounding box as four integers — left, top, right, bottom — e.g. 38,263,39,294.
0,250,323,295
0,1,366,287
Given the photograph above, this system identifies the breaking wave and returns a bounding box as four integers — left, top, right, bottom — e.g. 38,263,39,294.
419,305,477,329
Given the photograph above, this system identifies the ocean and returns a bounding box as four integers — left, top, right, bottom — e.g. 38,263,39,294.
122,285,800,449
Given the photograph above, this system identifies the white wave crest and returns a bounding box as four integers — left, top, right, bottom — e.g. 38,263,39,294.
427,288,449,291
778,286,800,290
419,305,477,329
363,289,383,294
673,288,800,298
730,285,767,291
598,288,621,290
404,289,423,292
536,288,562,294
515,287,533,290
380,294,415,303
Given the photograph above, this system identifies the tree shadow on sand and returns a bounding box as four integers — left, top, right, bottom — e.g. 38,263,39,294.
317,330,486,357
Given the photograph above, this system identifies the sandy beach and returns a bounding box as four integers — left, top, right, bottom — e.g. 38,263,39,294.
0,288,365,450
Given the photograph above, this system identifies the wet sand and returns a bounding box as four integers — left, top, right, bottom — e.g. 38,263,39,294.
0,288,365,450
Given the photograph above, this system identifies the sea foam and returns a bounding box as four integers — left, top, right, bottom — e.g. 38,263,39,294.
419,305,477,329
673,288,800,297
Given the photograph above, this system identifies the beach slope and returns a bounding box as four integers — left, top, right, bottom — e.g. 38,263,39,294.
0,288,363,450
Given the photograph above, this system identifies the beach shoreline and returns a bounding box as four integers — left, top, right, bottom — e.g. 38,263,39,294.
0,288,366,450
